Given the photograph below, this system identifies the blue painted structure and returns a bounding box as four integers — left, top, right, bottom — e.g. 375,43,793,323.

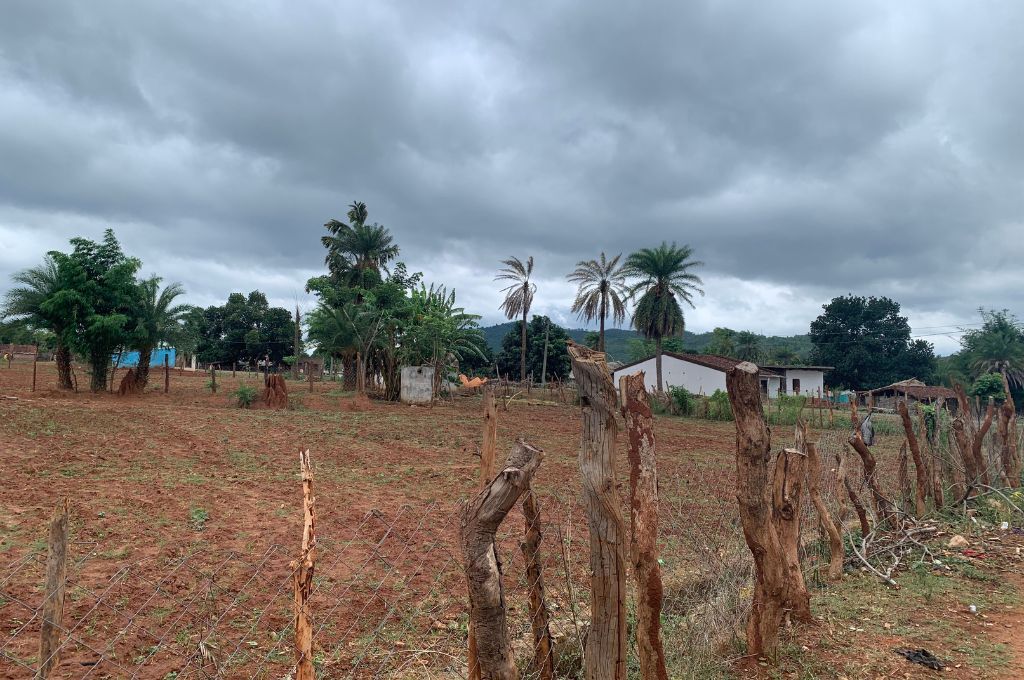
113,348,176,368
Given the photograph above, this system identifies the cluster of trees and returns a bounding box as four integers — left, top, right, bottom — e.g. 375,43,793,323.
501,243,705,391
1,230,189,392
179,291,296,368
941,309,1024,405
305,202,487,398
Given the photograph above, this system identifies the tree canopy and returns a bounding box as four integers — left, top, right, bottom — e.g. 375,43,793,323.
496,315,571,382
809,295,936,390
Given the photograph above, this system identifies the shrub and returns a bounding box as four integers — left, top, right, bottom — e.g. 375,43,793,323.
706,389,733,421
970,373,1006,401
668,386,695,416
231,383,258,408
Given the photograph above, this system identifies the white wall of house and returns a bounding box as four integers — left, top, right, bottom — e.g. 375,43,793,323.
612,355,728,394
761,376,783,398
783,369,825,397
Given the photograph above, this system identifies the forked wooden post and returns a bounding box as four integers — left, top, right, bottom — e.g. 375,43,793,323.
36,499,69,680
521,490,555,680
293,449,316,680
462,440,544,680
897,400,927,517
619,372,668,680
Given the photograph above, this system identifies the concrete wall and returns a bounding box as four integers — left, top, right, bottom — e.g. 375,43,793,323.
612,356,727,395
400,365,435,404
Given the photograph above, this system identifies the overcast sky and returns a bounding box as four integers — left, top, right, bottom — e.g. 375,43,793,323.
2,1,1022,354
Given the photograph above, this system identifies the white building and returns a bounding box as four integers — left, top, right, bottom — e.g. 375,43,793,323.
610,352,831,398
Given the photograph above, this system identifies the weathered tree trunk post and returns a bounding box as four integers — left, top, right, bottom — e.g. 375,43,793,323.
521,490,555,680
841,446,871,537
802,424,843,581
726,362,812,659
32,353,38,392
462,440,544,680
897,401,928,517
36,499,69,680
897,441,913,512
292,450,316,680
848,431,898,527
998,374,1020,488
164,354,169,394
951,418,975,499
210,365,217,394
567,342,627,680
917,406,943,507
469,387,501,680
619,372,669,680
972,398,996,487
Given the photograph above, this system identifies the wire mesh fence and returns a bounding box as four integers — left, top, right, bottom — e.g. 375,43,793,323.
2,416,962,680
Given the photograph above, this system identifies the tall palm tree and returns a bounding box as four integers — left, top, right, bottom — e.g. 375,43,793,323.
1,255,75,389
624,242,704,391
321,201,400,287
734,331,763,362
495,256,536,382
567,253,628,353
132,277,189,389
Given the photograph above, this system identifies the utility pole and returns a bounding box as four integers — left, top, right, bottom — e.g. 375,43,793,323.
293,305,301,381
540,319,551,386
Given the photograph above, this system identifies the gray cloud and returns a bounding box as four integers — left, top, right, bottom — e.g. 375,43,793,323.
2,0,1022,354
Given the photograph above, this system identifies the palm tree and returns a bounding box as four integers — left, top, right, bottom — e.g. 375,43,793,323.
131,277,189,389
495,256,536,382
1,255,75,389
567,253,628,353
624,242,704,391
321,202,400,287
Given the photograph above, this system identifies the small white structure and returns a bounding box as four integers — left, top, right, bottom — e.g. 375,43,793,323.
400,365,435,404
610,352,830,398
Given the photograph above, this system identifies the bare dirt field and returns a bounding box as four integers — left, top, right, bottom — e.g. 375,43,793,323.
2,360,1024,679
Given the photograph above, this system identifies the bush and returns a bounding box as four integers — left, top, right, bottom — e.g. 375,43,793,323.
231,383,258,408
668,386,695,416
706,389,733,421
970,373,1006,401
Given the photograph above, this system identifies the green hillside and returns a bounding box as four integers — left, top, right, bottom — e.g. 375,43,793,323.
480,322,813,363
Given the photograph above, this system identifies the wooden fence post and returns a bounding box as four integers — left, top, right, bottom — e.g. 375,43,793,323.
897,401,928,517
32,354,38,392
36,499,69,680
567,342,627,680
801,423,843,581
293,450,316,680
619,372,668,680
521,490,555,680
210,366,217,394
848,431,898,527
725,362,811,659
164,354,169,394
462,440,544,680
469,387,500,679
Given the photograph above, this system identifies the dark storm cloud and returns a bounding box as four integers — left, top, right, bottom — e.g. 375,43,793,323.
1,0,1022,352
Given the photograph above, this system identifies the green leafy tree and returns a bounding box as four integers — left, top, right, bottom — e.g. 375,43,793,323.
496,315,571,382
704,327,737,357
624,242,704,391
495,256,536,381
51,230,141,392
734,331,762,362
1,255,78,388
809,295,936,390
189,292,295,368
567,252,628,353
970,373,1006,401
130,277,189,388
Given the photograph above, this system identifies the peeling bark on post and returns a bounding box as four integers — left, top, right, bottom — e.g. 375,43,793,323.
619,372,668,680
802,427,843,581
897,441,912,512
567,342,627,680
897,401,928,517
521,490,555,680
36,499,69,680
773,447,812,621
482,388,499,486
726,362,812,659
998,374,1020,488
462,440,544,680
972,398,996,487
292,450,316,680
918,406,943,508
848,431,898,527
951,418,975,499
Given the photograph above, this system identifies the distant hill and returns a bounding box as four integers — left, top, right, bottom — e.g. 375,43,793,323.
481,322,813,363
